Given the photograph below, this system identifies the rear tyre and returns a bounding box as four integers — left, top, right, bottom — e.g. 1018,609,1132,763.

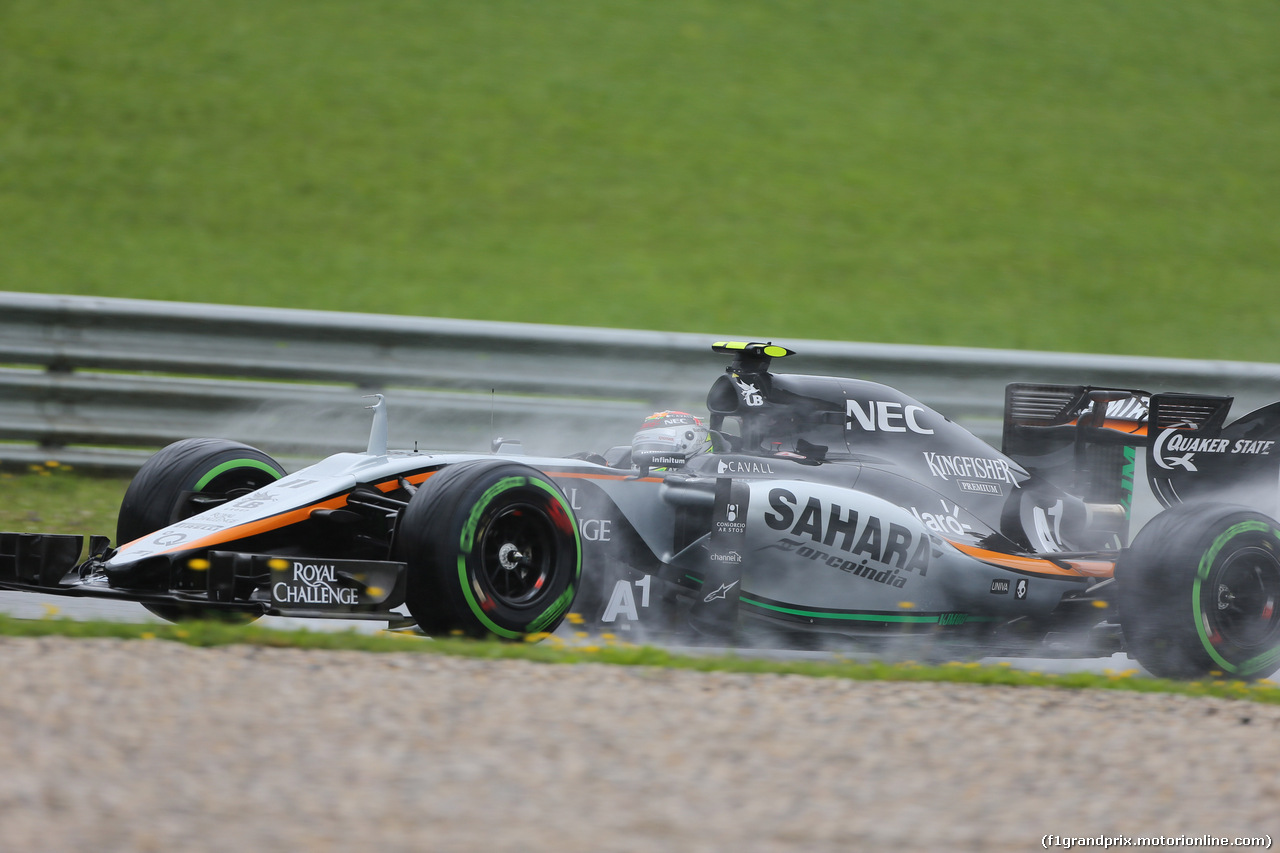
117,438,287,622
394,461,581,639
1118,503,1280,680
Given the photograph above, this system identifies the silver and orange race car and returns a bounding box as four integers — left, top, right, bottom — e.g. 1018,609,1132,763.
4,342,1280,679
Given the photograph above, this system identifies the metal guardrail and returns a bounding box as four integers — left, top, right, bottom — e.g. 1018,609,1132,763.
2,291,1279,473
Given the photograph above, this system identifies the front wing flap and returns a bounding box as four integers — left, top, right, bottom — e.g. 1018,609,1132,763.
0,532,102,587
0,532,408,619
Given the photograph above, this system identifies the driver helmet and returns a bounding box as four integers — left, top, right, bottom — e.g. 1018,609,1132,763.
631,411,710,470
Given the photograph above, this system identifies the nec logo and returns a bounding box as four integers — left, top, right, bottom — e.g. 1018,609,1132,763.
846,400,934,435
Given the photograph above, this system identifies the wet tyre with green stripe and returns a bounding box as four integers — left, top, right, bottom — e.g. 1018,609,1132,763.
394,461,581,639
1118,503,1280,680
117,438,287,622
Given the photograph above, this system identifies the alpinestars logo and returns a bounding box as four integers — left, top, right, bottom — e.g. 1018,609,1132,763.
703,580,739,602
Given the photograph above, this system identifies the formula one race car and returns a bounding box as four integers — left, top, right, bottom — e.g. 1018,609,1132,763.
4,342,1280,680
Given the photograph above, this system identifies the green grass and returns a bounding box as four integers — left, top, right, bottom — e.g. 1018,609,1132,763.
0,465,127,538
3,1,1280,359
4,611,1278,705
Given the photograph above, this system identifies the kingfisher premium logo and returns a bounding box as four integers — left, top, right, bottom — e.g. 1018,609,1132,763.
922,452,1021,487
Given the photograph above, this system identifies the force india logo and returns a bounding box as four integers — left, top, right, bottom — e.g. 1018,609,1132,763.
273,562,360,606
772,538,913,588
1153,426,1276,472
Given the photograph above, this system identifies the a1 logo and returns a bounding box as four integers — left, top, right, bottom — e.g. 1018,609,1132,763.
601,576,652,622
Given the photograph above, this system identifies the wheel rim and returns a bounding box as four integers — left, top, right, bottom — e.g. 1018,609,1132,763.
178,468,277,519
1208,545,1280,650
479,502,556,607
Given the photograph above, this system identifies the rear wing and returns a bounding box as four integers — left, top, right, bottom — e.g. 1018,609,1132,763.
1002,384,1150,507
1003,384,1150,444
1003,383,1280,514
1147,393,1280,511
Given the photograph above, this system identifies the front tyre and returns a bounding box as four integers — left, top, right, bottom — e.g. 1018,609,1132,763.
394,461,581,639
117,438,287,622
1118,503,1280,680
